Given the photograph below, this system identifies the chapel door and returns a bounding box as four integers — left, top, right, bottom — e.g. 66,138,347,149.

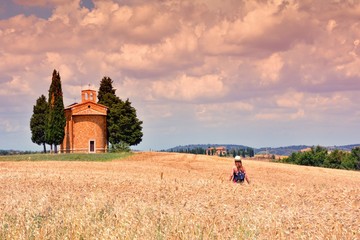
89,140,95,153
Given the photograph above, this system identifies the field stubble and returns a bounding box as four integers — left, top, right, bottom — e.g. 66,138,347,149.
0,152,359,239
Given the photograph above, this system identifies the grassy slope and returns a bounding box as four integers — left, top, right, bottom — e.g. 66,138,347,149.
0,152,132,162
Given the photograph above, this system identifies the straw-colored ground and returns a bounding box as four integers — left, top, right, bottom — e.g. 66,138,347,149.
0,152,359,239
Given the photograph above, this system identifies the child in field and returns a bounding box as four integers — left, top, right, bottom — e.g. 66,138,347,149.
230,156,250,184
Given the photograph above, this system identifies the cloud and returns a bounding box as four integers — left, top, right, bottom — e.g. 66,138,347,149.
14,0,74,7
0,75,32,96
1,0,360,150
257,53,284,85
199,0,316,57
0,119,20,132
195,101,253,126
326,19,337,33
254,108,305,121
152,74,228,101
276,91,304,108
305,93,353,112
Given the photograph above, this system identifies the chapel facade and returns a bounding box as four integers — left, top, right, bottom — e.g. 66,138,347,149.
60,89,108,153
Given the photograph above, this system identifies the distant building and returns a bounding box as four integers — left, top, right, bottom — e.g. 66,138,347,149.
60,89,108,153
300,147,312,152
206,146,227,156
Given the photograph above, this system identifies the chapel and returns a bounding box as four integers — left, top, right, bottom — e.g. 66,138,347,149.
60,89,108,153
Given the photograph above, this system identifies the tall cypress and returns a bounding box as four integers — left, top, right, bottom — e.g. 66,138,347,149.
98,76,117,146
120,99,143,146
46,69,66,153
98,76,143,149
98,76,116,104
30,95,48,153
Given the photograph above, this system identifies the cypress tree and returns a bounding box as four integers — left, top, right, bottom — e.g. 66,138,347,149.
98,76,143,149
98,77,119,147
98,76,116,103
120,99,143,146
30,95,48,153
46,69,66,153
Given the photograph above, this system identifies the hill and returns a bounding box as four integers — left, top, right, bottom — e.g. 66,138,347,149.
0,152,359,239
165,143,251,152
165,144,360,156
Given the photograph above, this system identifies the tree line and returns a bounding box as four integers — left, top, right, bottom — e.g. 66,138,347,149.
166,147,255,157
282,146,360,170
30,70,143,153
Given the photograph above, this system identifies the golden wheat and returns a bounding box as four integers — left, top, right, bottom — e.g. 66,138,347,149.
0,153,359,239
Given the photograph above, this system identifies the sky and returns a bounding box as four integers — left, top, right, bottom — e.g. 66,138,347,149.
0,0,360,151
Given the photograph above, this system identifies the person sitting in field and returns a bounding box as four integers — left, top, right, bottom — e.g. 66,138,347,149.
230,156,250,184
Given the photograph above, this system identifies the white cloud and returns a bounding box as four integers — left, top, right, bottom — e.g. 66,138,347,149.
257,53,284,85
254,112,280,120
326,19,337,33
254,109,304,121
0,119,20,133
194,101,253,127
290,109,305,120
276,91,304,108
0,75,32,96
1,0,360,150
152,74,227,101
81,1,116,26
306,93,352,112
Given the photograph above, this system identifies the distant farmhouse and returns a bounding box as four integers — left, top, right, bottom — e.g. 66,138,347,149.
206,146,227,156
60,89,108,153
300,147,312,152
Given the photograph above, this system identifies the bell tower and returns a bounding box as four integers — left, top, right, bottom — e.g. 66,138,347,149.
81,89,97,103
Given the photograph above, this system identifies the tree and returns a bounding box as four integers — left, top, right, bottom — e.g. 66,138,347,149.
46,69,66,153
351,147,360,170
311,145,327,166
247,147,255,157
341,147,360,170
120,99,143,145
232,149,236,158
30,95,48,153
98,76,143,149
323,149,343,169
98,76,116,102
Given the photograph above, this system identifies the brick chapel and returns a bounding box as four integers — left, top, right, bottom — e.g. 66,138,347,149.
60,89,108,153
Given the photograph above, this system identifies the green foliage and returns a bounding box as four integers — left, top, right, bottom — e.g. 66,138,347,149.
351,147,360,170
98,76,116,103
124,99,143,145
310,146,327,166
46,70,66,152
30,95,48,153
282,145,359,170
341,147,360,170
109,99,143,146
110,142,131,153
323,149,343,169
247,147,255,157
175,147,206,154
98,76,143,147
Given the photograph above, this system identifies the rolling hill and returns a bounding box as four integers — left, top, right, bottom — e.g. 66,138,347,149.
165,143,360,156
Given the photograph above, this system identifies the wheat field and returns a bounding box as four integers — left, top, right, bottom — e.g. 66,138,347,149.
0,152,359,239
